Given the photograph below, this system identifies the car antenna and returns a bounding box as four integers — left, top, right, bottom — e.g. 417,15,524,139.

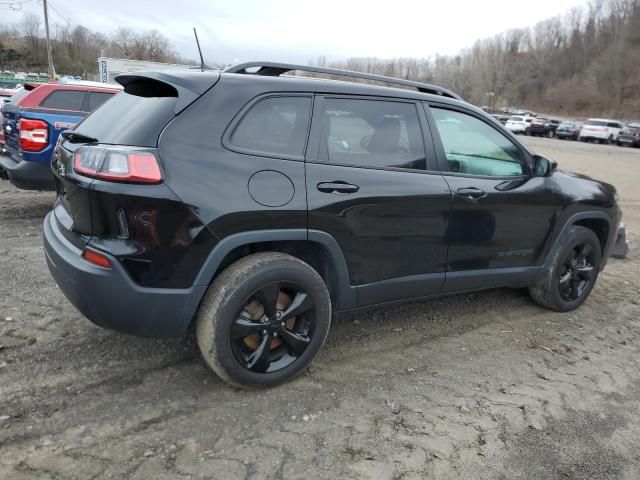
193,27,207,71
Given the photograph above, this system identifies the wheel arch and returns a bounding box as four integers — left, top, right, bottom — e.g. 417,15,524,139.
544,211,612,269
194,229,356,310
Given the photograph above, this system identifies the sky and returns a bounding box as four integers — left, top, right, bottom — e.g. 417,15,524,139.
0,0,590,64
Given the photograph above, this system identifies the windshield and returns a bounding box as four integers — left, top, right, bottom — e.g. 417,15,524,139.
8,88,28,103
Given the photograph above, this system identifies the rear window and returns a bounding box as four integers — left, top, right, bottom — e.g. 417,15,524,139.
510,116,523,121
40,90,86,111
230,96,311,158
83,92,114,112
585,120,607,126
72,90,177,147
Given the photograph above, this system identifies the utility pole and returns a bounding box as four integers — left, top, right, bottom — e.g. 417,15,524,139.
43,0,56,78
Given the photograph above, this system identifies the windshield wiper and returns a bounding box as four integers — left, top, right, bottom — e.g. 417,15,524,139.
60,131,98,143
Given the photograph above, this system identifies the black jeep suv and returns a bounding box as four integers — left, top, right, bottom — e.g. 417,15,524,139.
44,62,621,388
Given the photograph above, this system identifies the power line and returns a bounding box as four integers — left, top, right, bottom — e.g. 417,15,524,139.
0,0,35,10
46,0,71,24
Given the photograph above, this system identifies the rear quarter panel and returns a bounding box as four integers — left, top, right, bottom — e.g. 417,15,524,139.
157,76,308,240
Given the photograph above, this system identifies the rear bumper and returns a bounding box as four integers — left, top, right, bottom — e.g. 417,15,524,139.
0,153,55,190
43,212,206,337
579,132,611,141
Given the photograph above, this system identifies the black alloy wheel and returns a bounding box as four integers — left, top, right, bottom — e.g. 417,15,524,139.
529,226,601,312
558,242,596,302
196,252,331,388
231,282,315,373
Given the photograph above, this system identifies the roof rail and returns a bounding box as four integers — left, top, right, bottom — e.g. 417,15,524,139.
224,61,463,101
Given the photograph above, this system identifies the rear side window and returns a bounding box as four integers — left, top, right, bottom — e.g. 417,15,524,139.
40,90,86,111
230,96,311,158
318,98,426,170
83,92,114,112
72,90,177,147
607,122,621,128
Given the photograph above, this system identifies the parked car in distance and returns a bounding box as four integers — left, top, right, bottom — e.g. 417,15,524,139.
579,119,624,144
14,72,26,80
616,123,640,147
555,121,583,140
38,73,49,79
0,82,119,189
505,115,534,134
43,62,622,388
528,118,560,137
0,88,17,151
491,114,510,125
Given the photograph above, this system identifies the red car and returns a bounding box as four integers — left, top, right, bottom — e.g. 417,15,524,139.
0,82,120,189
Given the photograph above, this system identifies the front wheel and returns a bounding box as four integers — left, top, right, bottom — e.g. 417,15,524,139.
529,226,601,312
196,252,331,388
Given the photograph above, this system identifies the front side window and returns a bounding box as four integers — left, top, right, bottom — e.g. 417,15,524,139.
40,90,86,111
431,107,526,177
319,98,426,170
230,96,311,158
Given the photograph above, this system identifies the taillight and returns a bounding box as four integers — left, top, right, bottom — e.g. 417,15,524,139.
19,118,48,152
73,147,162,184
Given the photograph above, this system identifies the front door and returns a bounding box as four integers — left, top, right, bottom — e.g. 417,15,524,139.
425,104,558,292
306,96,451,306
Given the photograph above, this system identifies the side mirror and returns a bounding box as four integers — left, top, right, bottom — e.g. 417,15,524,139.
533,155,557,177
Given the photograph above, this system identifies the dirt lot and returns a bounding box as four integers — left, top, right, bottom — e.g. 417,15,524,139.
0,137,639,480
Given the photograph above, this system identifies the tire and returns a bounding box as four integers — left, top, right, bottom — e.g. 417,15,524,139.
196,252,331,388
607,135,613,145
547,130,554,138
529,226,602,312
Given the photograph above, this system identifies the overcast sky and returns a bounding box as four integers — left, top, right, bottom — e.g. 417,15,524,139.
1,0,589,64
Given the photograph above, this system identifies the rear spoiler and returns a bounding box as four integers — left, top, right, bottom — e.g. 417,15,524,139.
115,69,221,114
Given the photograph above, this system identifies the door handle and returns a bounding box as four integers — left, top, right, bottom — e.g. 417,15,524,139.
456,187,487,200
317,181,360,194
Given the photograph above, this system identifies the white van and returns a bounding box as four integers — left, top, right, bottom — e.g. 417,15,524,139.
579,119,624,144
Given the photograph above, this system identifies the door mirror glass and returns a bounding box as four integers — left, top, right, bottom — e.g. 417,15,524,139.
533,155,557,177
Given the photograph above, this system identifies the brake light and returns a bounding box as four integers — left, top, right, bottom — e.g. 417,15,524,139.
82,248,112,268
19,118,48,152
73,147,162,184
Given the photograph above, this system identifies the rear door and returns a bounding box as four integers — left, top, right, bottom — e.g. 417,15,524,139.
306,95,451,306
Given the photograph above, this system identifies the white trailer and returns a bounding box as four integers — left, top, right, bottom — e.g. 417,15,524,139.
97,57,194,84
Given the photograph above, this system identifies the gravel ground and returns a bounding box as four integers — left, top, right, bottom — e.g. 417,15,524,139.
0,137,639,480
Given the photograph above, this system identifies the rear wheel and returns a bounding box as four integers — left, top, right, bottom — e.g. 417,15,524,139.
196,252,331,388
529,226,601,312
